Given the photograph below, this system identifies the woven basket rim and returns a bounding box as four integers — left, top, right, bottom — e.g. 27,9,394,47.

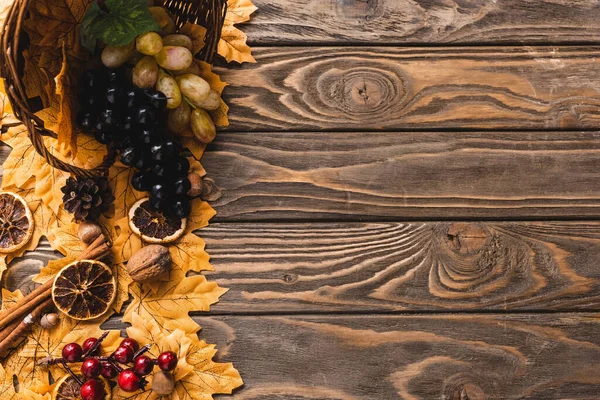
0,0,227,178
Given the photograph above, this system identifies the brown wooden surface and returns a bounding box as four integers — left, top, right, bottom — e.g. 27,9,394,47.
5,1,600,399
203,131,600,220
246,0,600,45
216,47,600,132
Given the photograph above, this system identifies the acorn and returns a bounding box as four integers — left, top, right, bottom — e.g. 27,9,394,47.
152,370,175,395
78,221,103,245
40,313,59,329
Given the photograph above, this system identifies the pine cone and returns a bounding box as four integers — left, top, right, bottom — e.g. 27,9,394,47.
61,177,115,222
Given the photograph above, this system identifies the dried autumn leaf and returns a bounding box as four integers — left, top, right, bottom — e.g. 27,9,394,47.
24,0,93,48
109,164,146,221
225,0,257,25
123,275,226,334
218,24,255,64
33,256,74,285
176,339,243,400
0,79,19,129
0,363,18,399
55,44,77,156
179,22,207,55
19,315,121,361
217,0,256,64
0,288,23,311
114,313,242,400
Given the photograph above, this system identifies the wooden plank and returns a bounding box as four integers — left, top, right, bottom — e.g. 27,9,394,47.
216,46,600,131
202,131,600,221
201,222,600,313
8,221,600,314
102,313,600,399
246,0,600,45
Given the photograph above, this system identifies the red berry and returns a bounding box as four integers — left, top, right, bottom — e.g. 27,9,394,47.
133,355,154,376
157,351,177,371
118,369,140,392
100,362,118,379
62,343,83,363
80,379,106,400
120,338,140,353
113,345,134,364
82,337,99,355
81,358,102,379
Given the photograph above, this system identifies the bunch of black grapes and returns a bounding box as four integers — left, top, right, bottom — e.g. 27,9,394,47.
76,67,192,218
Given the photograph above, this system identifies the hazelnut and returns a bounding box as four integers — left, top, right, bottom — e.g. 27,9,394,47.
78,221,103,245
40,313,59,329
152,370,175,395
126,245,171,283
187,172,203,197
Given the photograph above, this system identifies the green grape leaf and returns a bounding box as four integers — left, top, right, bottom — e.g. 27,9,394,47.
85,0,160,47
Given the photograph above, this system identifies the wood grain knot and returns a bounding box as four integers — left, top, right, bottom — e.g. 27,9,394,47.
445,223,490,255
333,0,382,20
317,65,406,118
451,383,486,400
442,374,488,400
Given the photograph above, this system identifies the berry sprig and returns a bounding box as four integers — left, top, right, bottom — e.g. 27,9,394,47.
39,334,178,399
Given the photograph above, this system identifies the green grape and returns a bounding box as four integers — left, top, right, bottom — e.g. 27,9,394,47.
175,74,210,107
154,46,193,71
156,69,182,109
101,42,135,68
162,34,193,52
196,90,221,111
136,32,163,56
190,108,216,143
167,102,192,134
171,62,202,77
133,56,159,88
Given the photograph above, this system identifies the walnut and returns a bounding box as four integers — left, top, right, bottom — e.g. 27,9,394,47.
126,245,171,283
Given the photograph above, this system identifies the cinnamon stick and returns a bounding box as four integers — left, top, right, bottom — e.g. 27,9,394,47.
0,233,111,331
0,298,53,358
0,279,53,331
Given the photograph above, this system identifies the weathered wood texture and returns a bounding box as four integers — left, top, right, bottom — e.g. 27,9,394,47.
246,0,600,45
202,131,600,221
216,46,600,131
9,221,600,314
104,314,600,399
202,222,600,313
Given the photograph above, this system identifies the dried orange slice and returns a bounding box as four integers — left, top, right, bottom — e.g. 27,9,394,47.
128,198,186,243
0,191,33,254
52,260,116,321
52,375,111,400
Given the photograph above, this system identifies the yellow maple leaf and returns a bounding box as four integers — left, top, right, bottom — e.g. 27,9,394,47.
218,24,255,64
109,164,146,221
32,256,74,284
225,0,257,25
112,262,133,313
0,362,19,399
176,339,243,400
123,275,226,334
0,79,19,130
55,44,78,157
217,0,256,64
113,313,242,400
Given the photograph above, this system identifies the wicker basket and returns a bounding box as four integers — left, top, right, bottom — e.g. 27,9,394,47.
0,0,227,178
